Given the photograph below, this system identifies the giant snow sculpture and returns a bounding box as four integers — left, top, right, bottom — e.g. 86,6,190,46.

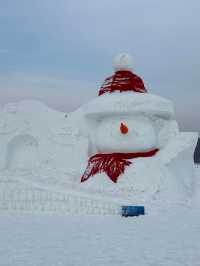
0,53,198,213
79,53,198,204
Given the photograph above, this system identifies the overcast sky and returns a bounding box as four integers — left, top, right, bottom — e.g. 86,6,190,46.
0,0,200,132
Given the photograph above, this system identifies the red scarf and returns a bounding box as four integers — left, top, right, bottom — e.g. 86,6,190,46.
98,70,147,96
81,149,159,183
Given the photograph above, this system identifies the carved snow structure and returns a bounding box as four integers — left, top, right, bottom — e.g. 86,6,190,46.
0,54,198,213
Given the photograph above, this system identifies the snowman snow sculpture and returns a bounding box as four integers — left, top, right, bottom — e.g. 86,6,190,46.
80,53,198,203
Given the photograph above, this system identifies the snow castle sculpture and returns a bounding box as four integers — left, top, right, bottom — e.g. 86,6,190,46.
0,53,198,213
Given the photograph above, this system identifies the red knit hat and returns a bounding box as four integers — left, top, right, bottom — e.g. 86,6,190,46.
98,53,147,96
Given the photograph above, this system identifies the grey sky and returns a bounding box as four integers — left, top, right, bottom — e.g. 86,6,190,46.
0,0,200,132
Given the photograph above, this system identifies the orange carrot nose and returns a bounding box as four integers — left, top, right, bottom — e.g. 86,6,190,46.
120,122,128,134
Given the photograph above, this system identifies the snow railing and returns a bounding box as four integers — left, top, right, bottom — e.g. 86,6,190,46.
0,188,121,215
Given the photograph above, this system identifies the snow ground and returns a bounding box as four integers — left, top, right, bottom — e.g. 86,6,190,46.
0,166,199,266
0,205,200,266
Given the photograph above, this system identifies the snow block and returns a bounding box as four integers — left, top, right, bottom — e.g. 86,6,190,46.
121,206,145,217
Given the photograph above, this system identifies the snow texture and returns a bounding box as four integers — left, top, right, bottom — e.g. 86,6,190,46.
1,203,200,266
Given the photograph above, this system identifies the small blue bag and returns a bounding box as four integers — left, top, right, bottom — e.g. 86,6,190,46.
121,206,145,217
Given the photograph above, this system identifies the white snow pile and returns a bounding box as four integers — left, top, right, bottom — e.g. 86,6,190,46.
0,99,199,214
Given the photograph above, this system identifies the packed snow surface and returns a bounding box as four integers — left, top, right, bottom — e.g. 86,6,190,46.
0,162,199,266
1,205,200,266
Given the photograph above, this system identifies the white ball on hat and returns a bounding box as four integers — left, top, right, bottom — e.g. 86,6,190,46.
113,53,133,72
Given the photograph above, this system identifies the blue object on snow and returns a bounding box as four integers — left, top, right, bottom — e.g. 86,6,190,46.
121,206,145,217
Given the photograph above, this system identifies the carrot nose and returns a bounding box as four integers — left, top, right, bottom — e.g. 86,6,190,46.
120,122,128,134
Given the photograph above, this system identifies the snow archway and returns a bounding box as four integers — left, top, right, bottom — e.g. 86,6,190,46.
5,134,39,170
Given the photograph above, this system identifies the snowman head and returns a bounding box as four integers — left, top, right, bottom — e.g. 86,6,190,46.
95,115,157,153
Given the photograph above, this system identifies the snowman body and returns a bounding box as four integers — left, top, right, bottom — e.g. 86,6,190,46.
82,113,189,203
81,154,183,203
83,112,168,201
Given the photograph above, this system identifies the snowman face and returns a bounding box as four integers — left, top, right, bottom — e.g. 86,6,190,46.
95,115,157,153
